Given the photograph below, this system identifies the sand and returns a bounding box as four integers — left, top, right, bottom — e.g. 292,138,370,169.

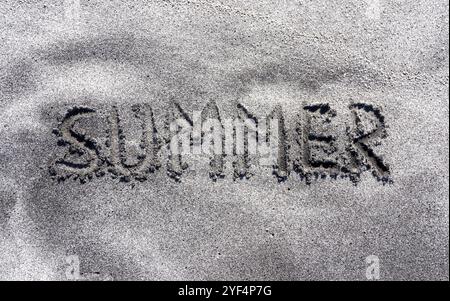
0,0,448,280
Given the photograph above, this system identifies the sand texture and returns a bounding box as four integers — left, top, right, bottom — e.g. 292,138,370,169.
0,0,448,280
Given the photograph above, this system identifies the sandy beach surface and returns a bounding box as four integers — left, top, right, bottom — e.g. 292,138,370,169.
0,0,448,280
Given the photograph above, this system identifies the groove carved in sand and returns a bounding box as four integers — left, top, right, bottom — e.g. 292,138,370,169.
48,102,392,184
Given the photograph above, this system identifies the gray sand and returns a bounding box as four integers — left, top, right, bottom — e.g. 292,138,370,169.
0,0,448,280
